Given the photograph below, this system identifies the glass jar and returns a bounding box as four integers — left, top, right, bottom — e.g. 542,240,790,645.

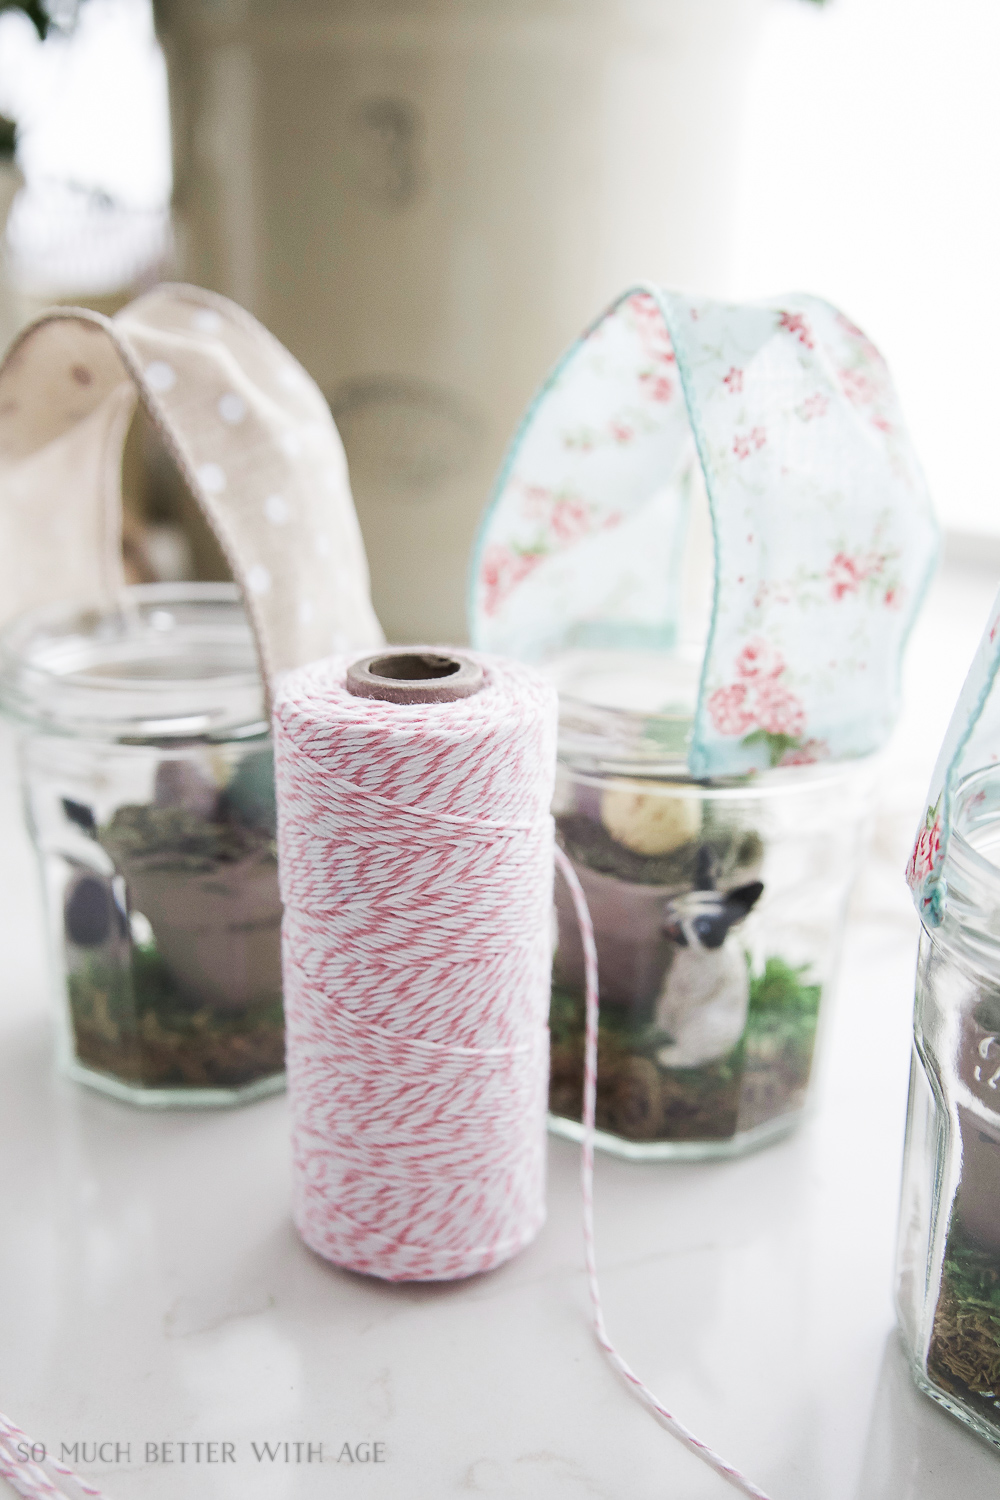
0,583,285,1108
545,650,875,1159
896,765,1000,1448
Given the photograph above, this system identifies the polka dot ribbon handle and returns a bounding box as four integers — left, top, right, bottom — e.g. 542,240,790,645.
0,283,383,696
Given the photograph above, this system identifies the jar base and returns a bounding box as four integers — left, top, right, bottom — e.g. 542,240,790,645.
547,1107,805,1161
61,1057,286,1110
909,1362,1000,1453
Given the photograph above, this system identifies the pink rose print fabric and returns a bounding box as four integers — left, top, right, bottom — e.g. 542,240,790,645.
470,284,939,778
907,587,1000,925
706,640,822,767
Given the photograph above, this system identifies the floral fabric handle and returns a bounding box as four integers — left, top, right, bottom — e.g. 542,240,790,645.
906,587,1000,924
469,285,939,778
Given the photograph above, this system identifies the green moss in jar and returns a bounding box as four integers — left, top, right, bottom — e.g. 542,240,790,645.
63,748,284,1091
927,1218,1000,1431
549,956,821,1144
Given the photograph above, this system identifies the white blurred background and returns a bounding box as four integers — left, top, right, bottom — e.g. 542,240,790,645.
731,0,1000,541
0,0,170,298
0,0,996,539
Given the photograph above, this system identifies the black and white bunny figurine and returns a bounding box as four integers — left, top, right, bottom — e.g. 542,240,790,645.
653,848,763,1069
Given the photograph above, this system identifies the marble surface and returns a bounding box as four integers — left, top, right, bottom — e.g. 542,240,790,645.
3,558,1000,1500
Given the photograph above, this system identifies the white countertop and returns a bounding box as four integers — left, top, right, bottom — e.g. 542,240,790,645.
3,557,1000,1500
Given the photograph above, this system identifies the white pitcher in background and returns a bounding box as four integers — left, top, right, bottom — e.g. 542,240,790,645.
154,0,766,642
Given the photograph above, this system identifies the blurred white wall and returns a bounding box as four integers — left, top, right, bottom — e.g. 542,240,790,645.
0,0,170,206
0,0,170,296
3,0,996,542
731,0,1000,538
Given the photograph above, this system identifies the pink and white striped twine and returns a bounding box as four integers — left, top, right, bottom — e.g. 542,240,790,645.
0,1414,106,1500
272,652,557,1281
272,649,771,1497
0,649,771,1499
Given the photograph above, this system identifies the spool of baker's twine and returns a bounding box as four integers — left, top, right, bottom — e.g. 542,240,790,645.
0,649,770,1500
273,649,556,1279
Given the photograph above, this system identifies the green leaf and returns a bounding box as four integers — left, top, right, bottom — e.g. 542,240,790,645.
748,955,822,1015
0,1,51,40
740,728,800,768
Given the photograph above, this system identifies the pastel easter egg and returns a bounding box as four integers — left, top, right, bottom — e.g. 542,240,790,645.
600,780,701,856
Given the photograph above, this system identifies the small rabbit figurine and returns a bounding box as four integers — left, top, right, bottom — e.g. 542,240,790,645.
654,850,763,1069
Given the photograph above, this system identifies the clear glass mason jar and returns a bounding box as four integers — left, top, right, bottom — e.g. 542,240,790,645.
896,765,1000,1447
545,651,875,1159
0,583,285,1108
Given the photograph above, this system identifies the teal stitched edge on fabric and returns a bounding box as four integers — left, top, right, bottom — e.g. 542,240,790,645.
469,281,940,783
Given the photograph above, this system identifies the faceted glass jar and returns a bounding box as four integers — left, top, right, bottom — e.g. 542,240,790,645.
0,583,285,1108
545,651,875,1159
896,766,1000,1447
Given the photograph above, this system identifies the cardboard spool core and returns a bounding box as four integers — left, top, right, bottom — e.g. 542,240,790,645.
345,651,484,704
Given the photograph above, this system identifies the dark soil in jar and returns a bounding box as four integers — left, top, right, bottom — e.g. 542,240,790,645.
68,943,285,1088
548,956,821,1143
61,749,284,1091
550,793,820,1143
556,810,764,892
927,1217,1000,1433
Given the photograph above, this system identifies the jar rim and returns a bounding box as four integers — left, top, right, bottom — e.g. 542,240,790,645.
551,649,878,790
929,766,1000,969
0,582,266,741
949,766,1000,883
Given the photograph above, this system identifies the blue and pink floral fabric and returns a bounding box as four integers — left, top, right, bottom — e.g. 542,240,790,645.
907,588,1000,924
469,285,939,778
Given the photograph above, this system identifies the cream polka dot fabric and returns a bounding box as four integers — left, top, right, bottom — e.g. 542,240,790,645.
0,283,383,695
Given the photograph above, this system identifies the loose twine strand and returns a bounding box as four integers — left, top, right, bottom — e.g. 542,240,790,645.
0,659,771,1500
554,846,772,1500
0,1415,107,1500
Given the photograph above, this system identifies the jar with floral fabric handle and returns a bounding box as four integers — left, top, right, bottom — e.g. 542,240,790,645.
547,648,875,1156
470,284,938,1156
897,587,1000,1447
0,284,382,1104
